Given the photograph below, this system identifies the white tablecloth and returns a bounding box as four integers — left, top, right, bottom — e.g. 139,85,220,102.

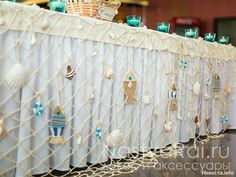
0,2,236,177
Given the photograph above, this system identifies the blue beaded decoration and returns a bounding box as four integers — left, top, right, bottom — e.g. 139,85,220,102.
220,115,228,124
179,60,188,69
96,128,102,139
33,99,43,116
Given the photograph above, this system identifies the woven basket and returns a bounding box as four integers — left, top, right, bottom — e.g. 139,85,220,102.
66,1,100,18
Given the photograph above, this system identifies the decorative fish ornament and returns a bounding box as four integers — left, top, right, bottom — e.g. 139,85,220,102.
169,83,177,111
49,105,66,144
123,71,137,104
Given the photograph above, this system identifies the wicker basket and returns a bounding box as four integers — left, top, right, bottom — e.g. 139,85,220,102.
66,1,100,18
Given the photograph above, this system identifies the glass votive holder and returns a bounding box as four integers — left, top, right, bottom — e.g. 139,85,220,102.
126,15,141,27
1,0,16,2
49,0,66,13
218,36,229,45
157,22,170,33
204,33,216,42
184,28,197,38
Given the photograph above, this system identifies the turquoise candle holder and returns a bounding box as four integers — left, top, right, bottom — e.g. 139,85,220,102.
184,29,197,38
126,16,141,27
218,36,229,45
204,33,216,42
0,0,16,2
49,0,66,13
157,22,170,33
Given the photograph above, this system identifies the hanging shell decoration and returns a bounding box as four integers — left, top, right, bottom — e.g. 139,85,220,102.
106,129,124,147
224,84,232,95
104,68,114,79
142,95,151,105
212,73,221,98
164,121,172,133
49,105,66,145
0,119,6,139
65,65,76,80
193,82,201,96
75,133,82,145
194,115,200,128
179,59,188,69
169,83,177,111
123,71,137,104
5,63,30,89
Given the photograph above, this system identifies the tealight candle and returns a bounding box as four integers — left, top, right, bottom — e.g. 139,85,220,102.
204,33,216,42
126,16,141,27
50,0,66,13
157,22,170,33
218,36,229,45
185,29,197,38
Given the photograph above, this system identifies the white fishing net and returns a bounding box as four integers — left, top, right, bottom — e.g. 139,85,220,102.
0,2,236,177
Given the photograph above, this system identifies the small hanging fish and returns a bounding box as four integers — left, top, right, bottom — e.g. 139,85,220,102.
123,71,137,104
212,73,221,98
169,83,177,111
0,119,6,139
49,105,66,145
65,65,76,80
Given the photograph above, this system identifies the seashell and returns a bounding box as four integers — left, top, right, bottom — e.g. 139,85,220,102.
5,63,29,89
142,95,150,105
105,68,114,79
224,84,232,95
194,115,199,124
128,81,132,88
193,82,201,96
164,121,172,133
89,93,95,100
91,49,97,56
0,119,6,138
76,133,82,145
65,65,76,80
177,115,183,120
31,33,36,45
143,151,155,158
106,129,124,147
187,112,191,119
153,107,158,116
204,93,210,100
41,19,49,29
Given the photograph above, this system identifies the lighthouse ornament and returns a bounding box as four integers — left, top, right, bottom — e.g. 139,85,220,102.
169,83,177,111
49,105,66,145
212,73,221,98
123,71,137,104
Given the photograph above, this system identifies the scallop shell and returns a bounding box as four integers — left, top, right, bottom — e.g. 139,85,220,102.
164,121,172,133
5,63,29,89
142,95,151,105
193,82,201,96
105,68,114,79
106,129,124,147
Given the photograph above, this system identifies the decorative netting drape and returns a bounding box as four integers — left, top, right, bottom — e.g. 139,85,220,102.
0,2,236,177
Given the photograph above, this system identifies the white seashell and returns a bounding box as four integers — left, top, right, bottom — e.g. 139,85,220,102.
143,151,155,158
204,93,209,100
187,112,191,119
105,68,114,79
89,93,95,100
106,129,124,147
128,81,132,88
115,9,118,15
31,33,36,45
76,133,82,145
164,121,172,133
41,19,49,29
5,63,29,89
142,95,150,105
91,49,97,56
177,115,183,120
153,107,158,116
193,82,201,96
